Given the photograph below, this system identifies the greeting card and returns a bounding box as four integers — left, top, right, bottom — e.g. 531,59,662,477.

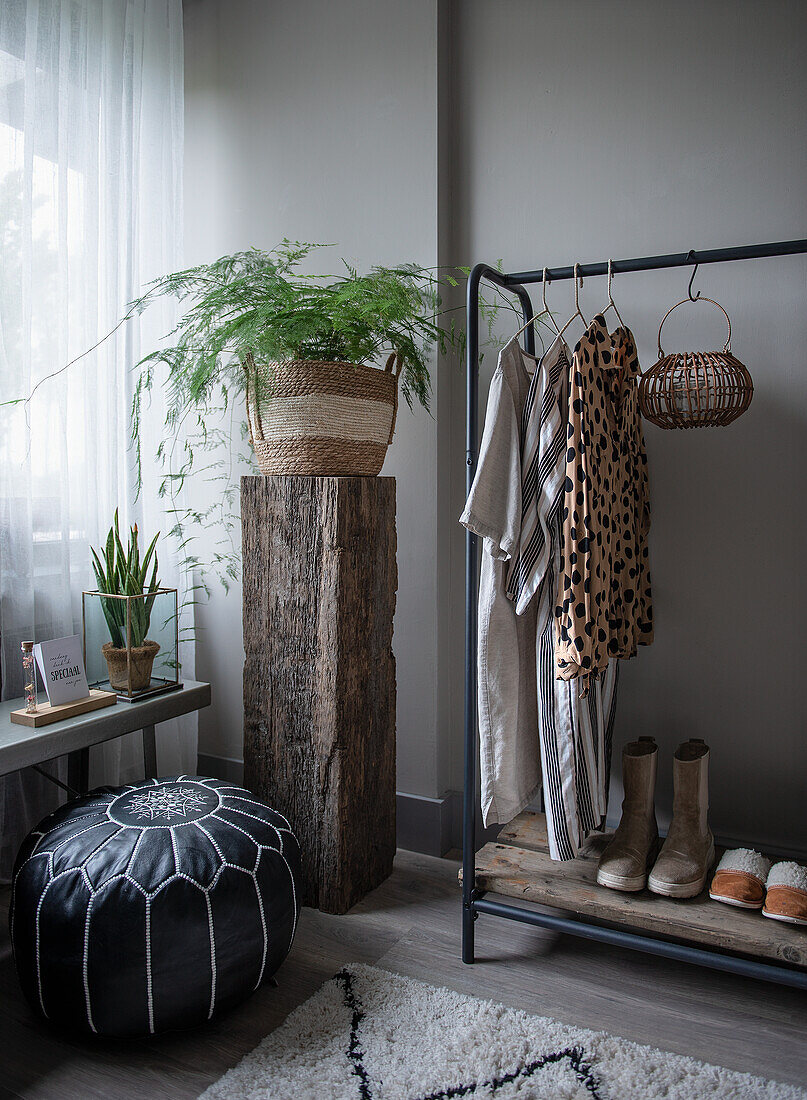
34,635,90,706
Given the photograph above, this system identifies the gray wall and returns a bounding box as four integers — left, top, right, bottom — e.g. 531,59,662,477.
183,0,455,816
449,0,807,853
184,0,807,855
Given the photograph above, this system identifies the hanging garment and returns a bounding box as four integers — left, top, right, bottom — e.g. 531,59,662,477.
461,335,619,857
460,338,540,827
506,334,619,858
555,315,653,691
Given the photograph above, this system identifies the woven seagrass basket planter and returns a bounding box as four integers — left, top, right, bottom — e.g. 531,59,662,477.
245,354,402,476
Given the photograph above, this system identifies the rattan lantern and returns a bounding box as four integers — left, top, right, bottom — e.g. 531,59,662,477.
638,297,753,429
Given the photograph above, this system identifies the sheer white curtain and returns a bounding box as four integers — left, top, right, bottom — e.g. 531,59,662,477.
0,0,191,880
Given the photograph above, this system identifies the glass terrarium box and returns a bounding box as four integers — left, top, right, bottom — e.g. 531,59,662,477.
82,588,181,701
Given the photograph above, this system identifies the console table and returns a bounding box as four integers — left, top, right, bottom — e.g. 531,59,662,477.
0,680,211,794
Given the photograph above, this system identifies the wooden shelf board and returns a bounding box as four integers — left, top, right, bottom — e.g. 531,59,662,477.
463,811,807,971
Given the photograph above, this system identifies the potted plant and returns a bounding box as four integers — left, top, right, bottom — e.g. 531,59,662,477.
130,241,463,477
90,512,162,692
8,243,517,595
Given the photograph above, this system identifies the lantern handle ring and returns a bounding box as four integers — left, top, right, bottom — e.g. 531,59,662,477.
657,296,732,357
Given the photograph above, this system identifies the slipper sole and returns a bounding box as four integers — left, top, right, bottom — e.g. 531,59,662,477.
708,891,763,909
762,909,807,925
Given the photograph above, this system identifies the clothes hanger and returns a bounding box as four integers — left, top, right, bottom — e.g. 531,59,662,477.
557,263,588,340
601,259,625,328
509,266,559,348
542,268,562,336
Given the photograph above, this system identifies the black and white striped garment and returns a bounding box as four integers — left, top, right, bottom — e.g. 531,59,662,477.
506,336,619,861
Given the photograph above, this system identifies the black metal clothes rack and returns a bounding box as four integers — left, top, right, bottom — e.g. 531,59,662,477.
462,239,807,990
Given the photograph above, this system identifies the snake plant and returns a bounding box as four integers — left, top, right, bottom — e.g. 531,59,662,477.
91,512,160,649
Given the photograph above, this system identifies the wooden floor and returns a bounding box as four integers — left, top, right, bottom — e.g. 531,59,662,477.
1,849,805,1098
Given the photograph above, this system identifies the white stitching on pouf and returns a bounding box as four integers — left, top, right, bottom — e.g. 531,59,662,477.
11,777,299,1038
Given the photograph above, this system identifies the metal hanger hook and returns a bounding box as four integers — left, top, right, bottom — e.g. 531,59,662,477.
606,259,625,327
541,267,562,335
687,251,701,301
574,263,582,311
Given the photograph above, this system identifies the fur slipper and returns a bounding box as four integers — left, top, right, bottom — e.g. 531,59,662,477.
763,862,807,926
708,848,770,909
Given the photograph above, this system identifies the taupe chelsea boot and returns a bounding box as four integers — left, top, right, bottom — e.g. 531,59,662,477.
648,739,715,898
597,737,659,892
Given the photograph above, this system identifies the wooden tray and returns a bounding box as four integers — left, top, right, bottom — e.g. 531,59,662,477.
10,689,117,727
462,810,807,970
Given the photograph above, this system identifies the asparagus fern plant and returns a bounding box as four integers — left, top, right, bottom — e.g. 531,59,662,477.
127,241,476,593
6,241,537,604
91,512,161,649
131,241,457,427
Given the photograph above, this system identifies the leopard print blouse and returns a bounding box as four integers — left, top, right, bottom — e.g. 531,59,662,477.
554,314,653,690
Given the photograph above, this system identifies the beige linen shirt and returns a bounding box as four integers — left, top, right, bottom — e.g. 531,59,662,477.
460,338,539,826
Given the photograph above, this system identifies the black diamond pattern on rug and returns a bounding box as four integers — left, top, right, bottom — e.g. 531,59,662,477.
334,969,604,1100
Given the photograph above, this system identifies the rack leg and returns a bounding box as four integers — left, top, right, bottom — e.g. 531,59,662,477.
462,900,475,964
462,268,534,965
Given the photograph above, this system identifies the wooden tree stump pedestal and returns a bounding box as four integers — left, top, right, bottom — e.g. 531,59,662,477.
242,475,397,914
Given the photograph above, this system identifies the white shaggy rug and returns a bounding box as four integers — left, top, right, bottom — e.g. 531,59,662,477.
199,963,805,1100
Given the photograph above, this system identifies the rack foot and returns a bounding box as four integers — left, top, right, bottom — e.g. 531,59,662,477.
462,905,475,964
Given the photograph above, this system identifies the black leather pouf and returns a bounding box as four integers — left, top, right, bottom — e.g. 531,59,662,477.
9,776,300,1038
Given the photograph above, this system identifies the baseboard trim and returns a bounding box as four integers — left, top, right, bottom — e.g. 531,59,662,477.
712,831,807,864
197,757,806,866
197,752,244,785
197,754,463,858
604,809,806,864
396,789,463,857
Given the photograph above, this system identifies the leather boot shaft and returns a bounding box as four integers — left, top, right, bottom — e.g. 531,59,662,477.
670,738,709,828
620,737,658,821
596,737,658,893
648,739,715,899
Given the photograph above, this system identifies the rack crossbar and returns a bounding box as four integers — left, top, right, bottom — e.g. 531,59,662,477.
502,239,807,286
471,896,807,991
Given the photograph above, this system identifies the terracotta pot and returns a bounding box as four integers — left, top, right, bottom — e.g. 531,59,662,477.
102,640,160,693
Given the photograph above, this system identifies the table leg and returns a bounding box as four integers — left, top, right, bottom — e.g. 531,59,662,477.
143,724,158,779
67,747,90,796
